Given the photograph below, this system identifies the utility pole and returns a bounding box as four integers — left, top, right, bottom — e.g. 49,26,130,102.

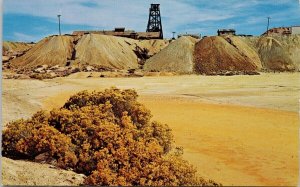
266,17,271,36
57,14,61,35
172,32,176,39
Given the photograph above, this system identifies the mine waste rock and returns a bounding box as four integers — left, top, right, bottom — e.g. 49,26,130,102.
74,34,139,69
239,35,300,71
2,41,34,66
224,36,262,70
256,37,296,71
2,41,34,56
144,36,198,74
7,33,300,75
10,35,75,69
9,34,169,72
193,36,260,75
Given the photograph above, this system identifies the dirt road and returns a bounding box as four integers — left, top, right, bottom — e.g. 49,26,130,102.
2,73,299,185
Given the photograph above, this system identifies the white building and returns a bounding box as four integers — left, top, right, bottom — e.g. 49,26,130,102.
291,26,300,35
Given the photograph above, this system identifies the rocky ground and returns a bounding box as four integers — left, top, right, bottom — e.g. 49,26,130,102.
2,157,85,186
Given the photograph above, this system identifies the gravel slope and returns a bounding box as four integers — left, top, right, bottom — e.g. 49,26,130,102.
144,36,198,73
2,157,85,186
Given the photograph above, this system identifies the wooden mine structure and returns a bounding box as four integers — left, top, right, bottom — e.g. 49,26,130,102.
217,29,236,36
262,26,300,36
146,4,163,39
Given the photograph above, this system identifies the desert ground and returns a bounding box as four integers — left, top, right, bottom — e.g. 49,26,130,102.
2,72,299,186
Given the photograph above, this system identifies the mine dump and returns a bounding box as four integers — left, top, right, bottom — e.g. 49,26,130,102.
2,2,300,187
144,36,198,74
3,32,300,79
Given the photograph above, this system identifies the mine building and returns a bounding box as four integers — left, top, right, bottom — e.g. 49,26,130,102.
237,34,253,37
178,33,201,39
217,29,236,36
262,26,300,36
291,26,300,35
262,27,292,36
72,28,161,39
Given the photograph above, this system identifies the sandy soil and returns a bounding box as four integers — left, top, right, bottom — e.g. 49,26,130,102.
142,97,298,185
2,157,85,186
2,73,299,186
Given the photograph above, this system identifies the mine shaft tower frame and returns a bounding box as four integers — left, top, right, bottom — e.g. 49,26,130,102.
146,4,163,39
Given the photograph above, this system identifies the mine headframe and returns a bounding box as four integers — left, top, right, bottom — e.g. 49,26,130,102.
146,4,163,39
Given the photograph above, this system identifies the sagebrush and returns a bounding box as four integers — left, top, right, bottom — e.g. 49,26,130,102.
2,88,220,186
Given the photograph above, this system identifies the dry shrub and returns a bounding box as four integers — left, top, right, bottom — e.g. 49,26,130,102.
29,73,54,80
63,88,152,128
2,88,220,186
2,111,77,168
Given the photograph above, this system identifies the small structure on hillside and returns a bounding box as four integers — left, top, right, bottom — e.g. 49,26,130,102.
114,27,125,32
237,34,253,37
72,28,161,40
262,27,292,36
217,29,236,36
262,26,300,36
178,33,201,39
291,26,300,35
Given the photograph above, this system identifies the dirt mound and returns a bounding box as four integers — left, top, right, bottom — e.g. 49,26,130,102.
138,39,170,56
144,36,198,74
225,36,262,70
256,37,295,71
9,34,169,71
2,42,35,64
10,35,75,69
74,34,139,69
256,37,296,71
74,35,169,69
194,36,259,74
2,157,85,186
239,36,299,71
273,35,300,70
3,41,34,55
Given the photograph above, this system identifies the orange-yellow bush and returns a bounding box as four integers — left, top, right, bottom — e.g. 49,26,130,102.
2,88,220,186
3,111,77,168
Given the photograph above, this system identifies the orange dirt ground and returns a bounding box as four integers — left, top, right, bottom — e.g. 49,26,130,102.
141,96,298,186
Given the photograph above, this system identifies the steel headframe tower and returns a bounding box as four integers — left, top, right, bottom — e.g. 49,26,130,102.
146,4,163,39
